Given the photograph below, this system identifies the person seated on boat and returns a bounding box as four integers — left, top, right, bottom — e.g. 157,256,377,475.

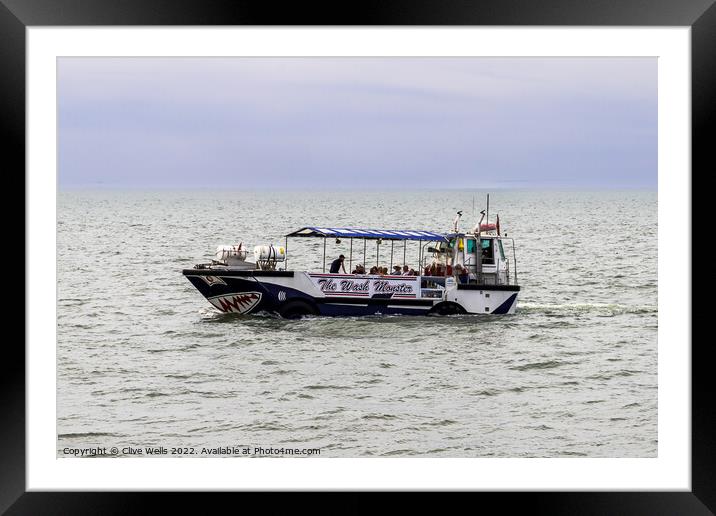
369,266,379,275
402,265,410,275
409,268,417,276
330,254,347,274
424,265,431,276
455,264,469,284
352,264,366,274
392,265,402,275
435,263,445,276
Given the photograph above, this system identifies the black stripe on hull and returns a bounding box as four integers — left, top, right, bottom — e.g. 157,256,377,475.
316,297,434,307
456,284,520,291
318,304,430,316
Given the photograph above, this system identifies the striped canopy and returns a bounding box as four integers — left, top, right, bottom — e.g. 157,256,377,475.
286,226,447,241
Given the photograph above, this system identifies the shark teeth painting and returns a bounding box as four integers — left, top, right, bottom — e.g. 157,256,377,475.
207,292,262,314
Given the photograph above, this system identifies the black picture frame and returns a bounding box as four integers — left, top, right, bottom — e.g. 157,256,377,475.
4,0,711,512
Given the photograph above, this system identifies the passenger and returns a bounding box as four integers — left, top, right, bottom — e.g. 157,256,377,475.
392,265,402,275
424,265,431,276
329,254,346,274
352,264,365,274
409,268,417,276
455,264,469,284
369,266,378,275
402,265,410,275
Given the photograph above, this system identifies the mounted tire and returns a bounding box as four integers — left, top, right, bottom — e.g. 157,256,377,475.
278,299,318,319
429,302,466,316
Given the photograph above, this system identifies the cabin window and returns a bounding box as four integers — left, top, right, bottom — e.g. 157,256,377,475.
498,240,506,260
466,239,476,253
480,239,494,264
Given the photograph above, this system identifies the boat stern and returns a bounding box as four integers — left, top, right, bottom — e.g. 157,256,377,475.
448,284,520,315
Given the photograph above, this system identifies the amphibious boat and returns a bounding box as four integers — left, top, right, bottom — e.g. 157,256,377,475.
183,202,520,318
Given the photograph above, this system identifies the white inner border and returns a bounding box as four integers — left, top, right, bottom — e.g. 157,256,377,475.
27,27,690,490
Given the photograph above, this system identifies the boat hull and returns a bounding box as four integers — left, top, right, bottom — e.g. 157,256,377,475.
183,269,519,317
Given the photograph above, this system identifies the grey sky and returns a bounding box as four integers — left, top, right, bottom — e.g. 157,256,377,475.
58,57,656,189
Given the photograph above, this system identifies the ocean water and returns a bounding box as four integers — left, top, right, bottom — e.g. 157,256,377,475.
57,189,657,457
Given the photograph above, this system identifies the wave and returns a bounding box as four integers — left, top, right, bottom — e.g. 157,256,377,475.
510,360,573,371
58,432,123,438
304,384,351,390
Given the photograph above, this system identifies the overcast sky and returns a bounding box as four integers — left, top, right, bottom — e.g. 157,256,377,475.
58,57,656,189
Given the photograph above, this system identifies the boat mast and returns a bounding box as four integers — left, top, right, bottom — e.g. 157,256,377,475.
449,211,463,278
486,193,490,228
476,209,485,284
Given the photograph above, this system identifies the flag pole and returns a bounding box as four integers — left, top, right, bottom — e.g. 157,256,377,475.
486,193,490,226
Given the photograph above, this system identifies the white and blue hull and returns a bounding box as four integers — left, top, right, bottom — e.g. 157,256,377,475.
183,269,520,317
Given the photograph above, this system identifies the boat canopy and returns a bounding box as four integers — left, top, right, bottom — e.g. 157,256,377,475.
286,226,447,242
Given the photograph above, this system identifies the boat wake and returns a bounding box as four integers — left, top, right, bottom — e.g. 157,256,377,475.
518,303,657,316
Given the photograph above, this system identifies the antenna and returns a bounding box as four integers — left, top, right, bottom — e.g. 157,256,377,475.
486,194,490,225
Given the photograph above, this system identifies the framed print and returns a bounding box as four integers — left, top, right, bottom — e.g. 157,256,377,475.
5,0,713,512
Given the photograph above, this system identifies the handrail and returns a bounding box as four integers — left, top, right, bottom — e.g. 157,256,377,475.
507,237,518,285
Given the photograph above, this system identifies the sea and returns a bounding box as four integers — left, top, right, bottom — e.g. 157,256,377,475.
57,189,657,458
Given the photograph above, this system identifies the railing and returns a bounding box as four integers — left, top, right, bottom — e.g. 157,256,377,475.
506,237,518,285
417,239,519,287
